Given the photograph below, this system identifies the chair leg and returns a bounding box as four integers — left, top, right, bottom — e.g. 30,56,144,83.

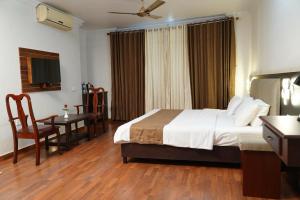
87,120,91,140
35,139,41,166
94,120,97,137
123,156,128,164
102,118,106,133
45,136,49,150
13,136,18,164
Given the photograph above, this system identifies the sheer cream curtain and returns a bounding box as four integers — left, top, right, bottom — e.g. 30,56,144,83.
145,25,192,112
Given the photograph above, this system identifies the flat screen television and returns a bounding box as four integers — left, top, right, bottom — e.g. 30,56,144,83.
30,58,61,84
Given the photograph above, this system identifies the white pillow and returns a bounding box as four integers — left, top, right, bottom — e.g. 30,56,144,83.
227,96,242,116
240,96,254,104
234,98,259,127
232,96,253,114
250,99,270,127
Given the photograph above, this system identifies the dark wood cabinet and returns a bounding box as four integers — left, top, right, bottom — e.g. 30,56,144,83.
263,125,282,155
82,91,108,120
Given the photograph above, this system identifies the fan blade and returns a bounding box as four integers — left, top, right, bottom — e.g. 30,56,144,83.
108,12,138,15
144,0,165,13
147,14,162,19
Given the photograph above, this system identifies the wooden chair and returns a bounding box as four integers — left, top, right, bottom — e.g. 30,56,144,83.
75,86,106,136
6,94,61,165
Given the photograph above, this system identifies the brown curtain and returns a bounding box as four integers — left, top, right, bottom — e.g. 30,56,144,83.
188,18,236,109
110,30,145,121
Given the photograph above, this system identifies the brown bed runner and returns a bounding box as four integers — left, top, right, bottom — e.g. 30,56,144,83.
130,109,183,144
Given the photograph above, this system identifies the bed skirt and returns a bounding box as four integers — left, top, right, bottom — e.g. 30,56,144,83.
121,143,240,164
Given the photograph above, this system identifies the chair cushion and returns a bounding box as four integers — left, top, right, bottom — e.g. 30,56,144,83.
17,125,58,135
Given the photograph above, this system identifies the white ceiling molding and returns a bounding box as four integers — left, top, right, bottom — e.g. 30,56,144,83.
39,0,245,29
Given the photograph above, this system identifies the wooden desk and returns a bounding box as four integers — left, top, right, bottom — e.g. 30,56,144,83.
44,114,91,149
260,116,300,167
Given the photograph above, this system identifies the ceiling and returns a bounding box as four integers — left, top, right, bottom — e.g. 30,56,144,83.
39,0,246,29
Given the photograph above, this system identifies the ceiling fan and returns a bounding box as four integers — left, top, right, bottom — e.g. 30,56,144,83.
108,0,165,19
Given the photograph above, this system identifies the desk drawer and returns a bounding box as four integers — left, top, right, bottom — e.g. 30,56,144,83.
263,126,282,155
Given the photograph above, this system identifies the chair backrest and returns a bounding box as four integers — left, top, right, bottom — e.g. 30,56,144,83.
6,94,38,135
85,86,105,115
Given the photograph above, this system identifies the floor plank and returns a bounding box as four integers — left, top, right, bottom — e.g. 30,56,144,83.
0,121,299,200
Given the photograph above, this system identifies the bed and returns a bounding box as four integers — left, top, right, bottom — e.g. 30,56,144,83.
114,78,281,164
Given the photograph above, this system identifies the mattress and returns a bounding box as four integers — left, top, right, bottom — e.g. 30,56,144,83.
114,109,262,150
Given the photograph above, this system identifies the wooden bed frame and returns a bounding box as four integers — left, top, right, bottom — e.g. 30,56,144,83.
119,78,281,165
121,143,240,164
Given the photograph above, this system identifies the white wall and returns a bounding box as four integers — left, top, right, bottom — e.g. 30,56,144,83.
234,11,253,96
230,0,300,95
250,0,300,74
0,0,84,155
85,28,115,118
80,29,88,82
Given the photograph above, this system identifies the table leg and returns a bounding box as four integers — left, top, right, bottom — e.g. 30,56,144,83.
87,119,91,140
65,124,72,149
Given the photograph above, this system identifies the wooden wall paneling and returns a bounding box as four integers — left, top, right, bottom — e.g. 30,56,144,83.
19,47,61,93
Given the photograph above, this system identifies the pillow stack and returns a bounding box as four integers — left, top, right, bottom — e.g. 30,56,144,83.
226,96,270,127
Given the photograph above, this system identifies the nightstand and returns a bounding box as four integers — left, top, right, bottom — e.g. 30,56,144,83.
261,116,300,191
239,134,281,199
260,116,300,167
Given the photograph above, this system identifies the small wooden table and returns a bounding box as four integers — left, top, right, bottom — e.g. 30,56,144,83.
44,114,91,149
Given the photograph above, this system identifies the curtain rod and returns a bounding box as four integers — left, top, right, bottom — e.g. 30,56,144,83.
107,16,238,35
107,29,144,36
188,17,236,26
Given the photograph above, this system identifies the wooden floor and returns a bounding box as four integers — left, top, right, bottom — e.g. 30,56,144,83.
0,121,299,200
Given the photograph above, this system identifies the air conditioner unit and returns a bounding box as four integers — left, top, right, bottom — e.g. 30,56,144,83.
36,3,73,31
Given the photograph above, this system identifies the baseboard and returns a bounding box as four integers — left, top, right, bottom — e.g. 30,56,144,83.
0,126,86,161
0,142,44,161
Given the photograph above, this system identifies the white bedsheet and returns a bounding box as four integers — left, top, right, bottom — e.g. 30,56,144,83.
214,111,262,147
163,109,219,150
113,109,262,150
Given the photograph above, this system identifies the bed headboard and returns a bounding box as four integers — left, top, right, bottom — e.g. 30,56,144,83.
250,78,281,115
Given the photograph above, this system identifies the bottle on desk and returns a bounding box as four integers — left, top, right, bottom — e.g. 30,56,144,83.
63,104,69,119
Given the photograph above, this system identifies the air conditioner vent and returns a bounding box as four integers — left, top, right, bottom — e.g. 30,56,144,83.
36,4,73,31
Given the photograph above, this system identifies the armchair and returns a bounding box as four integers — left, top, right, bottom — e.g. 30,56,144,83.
74,86,106,136
6,94,61,165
